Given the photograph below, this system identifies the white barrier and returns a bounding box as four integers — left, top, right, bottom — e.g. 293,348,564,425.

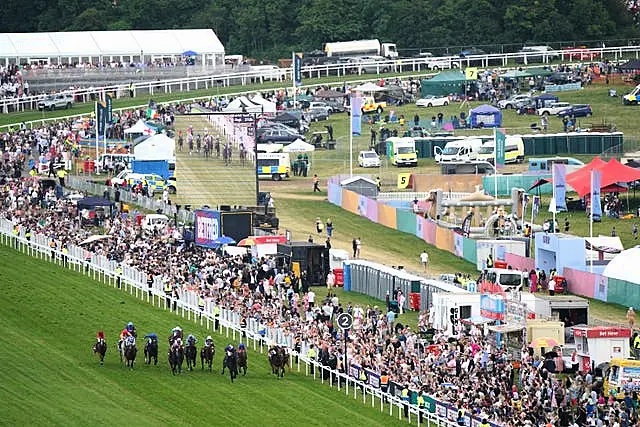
0,216,473,427
3,43,639,117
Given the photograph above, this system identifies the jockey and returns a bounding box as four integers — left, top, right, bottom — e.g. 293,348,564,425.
126,322,137,338
169,326,182,345
238,343,246,352
144,332,158,343
118,328,131,351
225,344,235,354
96,331,105,342
186,334,197,347
171,337,183,352
124,334,136,347
205,335,214,347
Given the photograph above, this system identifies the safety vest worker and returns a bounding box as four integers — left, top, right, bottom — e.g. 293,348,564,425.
359,370,367,382
634,334,640,349
213,305,220,316
417,394,425,408
25,229,31,241
401,387,409,401
486,254,493,268
308,345,317,360
198,296,205,311
479,419,490,427
164,282,172,294
116,265,123,276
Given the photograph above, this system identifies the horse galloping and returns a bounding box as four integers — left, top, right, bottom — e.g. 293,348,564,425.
123,340,137,369
168,346,184,375
185,341,197,371
237,347,248,376
144,338,158,365
200,344,215,372
222,347,238,382
268,345,287,379
93,337,107,365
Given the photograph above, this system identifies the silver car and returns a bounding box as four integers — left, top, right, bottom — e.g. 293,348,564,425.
37,93,74,111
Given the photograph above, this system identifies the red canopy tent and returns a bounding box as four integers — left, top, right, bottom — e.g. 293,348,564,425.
529,157,607,192
535,157,640,197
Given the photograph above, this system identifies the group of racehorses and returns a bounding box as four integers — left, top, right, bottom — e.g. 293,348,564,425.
92,328,289,382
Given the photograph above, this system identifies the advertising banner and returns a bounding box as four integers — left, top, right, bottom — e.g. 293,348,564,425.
351,94,363,136
294,52,303,86
194,209,221,248
553,163,567,212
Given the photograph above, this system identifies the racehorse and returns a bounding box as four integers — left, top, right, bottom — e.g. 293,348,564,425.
93,338,107,365
268,346,287,379
222,348,238,382
123,340,137,369
185,341,197,371
237,348,248,376
168,346,184,375
144,338,158,365
200,344,215,372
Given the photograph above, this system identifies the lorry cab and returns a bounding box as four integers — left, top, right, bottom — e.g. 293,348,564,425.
485,268,526,292
257,152,291,181
476,136,525,164
386,137,418,167
434,138,483,163
604,359,640,399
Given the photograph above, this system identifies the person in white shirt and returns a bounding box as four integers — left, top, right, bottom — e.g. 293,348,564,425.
307,290,316,308
420,250,429,272
162,189,169,204
326,271,335,290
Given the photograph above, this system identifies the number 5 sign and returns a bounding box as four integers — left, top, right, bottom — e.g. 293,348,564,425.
397,173,412,189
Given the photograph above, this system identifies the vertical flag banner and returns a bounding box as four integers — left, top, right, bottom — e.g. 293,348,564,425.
96,101,107,135
351,94,363,136
532,195,540,219
294,52,302,87
105,94,113,123
495,128,506,168
553,163,567,212
591,170,602,220
522,194,529,221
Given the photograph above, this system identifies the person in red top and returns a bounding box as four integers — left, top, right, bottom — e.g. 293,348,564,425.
96,331,105,341
118,328,131,353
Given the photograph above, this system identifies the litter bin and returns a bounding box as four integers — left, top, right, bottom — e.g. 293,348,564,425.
333,268,344,286
409,292,420,311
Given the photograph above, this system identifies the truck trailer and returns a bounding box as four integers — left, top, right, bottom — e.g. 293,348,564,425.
324,39,398,58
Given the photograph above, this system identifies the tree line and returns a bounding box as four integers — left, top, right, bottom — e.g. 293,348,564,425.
1,0,638,59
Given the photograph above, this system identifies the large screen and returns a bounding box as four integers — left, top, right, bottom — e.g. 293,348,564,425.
194,209,221,248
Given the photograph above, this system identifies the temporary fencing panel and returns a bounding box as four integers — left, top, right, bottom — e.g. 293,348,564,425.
328,183,342,206
377,204,397,229
606,278,628,307
482,174,552,196
424,219,437,245
435,227,454,253
454,233,463,257
594,274,608,302
396,209,417,235
562,267,597,299
357,194,368,217
504,252,535,273
521,132,623,156
415,215,427,240
462,237,477,264
341,188,359,214
365,198,378,223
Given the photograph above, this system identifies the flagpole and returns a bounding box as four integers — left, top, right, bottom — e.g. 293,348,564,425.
493,128,498,197
590,170,594,273
552,163,556,231
349,95,353,177
292,52,296,110
95,101,99,163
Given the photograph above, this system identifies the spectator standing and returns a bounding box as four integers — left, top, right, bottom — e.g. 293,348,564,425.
326,270,335,290
312,174,320,192
627,307,636,329
326,218,333,237
420,250,429,272
352,238,357,258
355,237,361,258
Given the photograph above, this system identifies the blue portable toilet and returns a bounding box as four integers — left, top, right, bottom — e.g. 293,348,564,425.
343,260,352,292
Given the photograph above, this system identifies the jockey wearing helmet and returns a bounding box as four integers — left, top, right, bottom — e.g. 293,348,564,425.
96,331,105,342
124,334,136,348
225,344,235,354
169,326,182,344
238,343,246,351
186,334,197,347
118,328,131,351
205,335,214,347
126,322,137,338
144,332,158,344
171,337,183,352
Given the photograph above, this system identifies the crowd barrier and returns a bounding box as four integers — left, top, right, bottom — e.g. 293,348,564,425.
0,215,504,427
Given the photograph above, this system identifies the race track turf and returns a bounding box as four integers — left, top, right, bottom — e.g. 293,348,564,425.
0,246,407,427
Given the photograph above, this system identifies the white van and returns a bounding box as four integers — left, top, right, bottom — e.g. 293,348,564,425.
476,136,525,164
97,153,135,173
485,268,526,292
434,138,483,163
142,214,170,233
257,152,291,181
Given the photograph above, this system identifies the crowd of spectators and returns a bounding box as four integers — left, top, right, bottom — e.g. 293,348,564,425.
1,157,636,426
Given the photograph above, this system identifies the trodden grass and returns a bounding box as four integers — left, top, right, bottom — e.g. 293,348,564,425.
0,246,408,427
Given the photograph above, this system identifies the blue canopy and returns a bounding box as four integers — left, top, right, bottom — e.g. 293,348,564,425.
183,50,198,56
212,235,236,248
469,104,502,128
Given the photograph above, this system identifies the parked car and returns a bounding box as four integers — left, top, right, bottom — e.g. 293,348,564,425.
355,56,392,74
358,150,381,168
426,57,459,71
37,93,73,111
308,101,334,114
556,104,592,118
516,46,559,64
258,127,306,144
416,95,450,107
547,72,577,85
459,48,486,57
562,47,599,61
306,107,329,122
538,102,571,116
323,98,346,113
498,94,531,109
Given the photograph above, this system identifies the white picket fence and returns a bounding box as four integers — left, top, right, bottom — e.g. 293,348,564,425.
3,43,640,117
0,217,473,427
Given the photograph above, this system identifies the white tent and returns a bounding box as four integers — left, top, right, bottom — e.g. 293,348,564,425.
603,246,640,284
134,134,175,161
124,120,155,136
224,96,263,113
249,95,277,113
283,139,315,152
353,82,384,92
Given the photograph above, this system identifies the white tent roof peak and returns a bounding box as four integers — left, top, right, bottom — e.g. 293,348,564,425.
603,245,640,283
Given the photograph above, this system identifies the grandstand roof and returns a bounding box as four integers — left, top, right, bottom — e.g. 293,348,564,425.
0,29,224,58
